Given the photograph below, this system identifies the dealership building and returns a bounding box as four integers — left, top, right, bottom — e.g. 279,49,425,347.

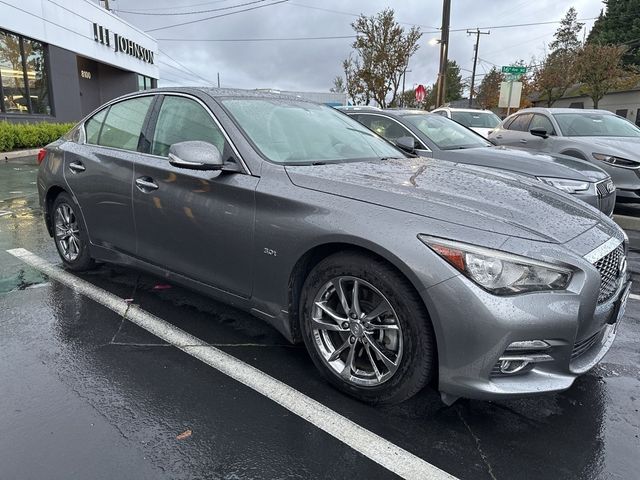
0,0,158,123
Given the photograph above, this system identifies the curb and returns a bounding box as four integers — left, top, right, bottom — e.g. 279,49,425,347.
2,149,40,163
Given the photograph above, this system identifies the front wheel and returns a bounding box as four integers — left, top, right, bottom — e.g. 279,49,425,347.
52,192,95,271
300,252,436,404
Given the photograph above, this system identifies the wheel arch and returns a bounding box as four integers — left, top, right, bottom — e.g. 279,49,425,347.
43,185,68,236
286,240,432,344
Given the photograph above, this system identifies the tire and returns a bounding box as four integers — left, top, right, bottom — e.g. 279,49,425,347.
51,192,95,271
299,251,435,405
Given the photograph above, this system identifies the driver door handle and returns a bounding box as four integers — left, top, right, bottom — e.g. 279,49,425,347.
135,177,159,192
69,161,86,173
519,139,528,144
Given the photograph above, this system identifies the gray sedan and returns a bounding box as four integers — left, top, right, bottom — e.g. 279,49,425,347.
38,88,630,405
342,107,616,216
489,107,640,203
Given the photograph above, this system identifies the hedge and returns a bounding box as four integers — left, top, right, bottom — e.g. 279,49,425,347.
0,121,75,153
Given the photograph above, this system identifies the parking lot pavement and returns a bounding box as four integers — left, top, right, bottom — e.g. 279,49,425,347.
1,161,639,480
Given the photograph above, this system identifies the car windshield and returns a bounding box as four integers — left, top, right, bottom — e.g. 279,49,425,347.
451,111,501,128
553,112,640,137
402,113,491,150
221,98,403,164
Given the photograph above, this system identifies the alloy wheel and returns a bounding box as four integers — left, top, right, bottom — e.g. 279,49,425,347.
310,276,403,387
54,203,82,262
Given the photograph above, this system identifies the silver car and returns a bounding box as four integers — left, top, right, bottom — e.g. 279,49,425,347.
38,88,630,405
489,108,640,202
431,107,502,138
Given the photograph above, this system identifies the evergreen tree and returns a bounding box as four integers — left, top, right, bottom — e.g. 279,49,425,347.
445,60,464,102
476,67,504,109
587,0,640,68
549,7,584,54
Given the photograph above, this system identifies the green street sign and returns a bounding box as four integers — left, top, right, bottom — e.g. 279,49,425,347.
504,73,521,82
502,65,527,74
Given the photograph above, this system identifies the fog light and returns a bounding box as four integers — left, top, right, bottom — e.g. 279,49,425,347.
499,359,530,374
505,340,550,352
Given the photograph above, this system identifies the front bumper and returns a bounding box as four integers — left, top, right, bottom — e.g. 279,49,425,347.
423,267,630,402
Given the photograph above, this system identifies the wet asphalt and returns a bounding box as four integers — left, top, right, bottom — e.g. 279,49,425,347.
0,161,639,480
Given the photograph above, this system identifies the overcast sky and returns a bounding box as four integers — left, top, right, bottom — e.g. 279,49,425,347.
111,0,604,93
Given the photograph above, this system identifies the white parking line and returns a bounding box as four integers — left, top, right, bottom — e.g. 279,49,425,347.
7,248,457,480
630,293,640,301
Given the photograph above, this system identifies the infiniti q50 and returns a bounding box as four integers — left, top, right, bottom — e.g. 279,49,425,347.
37,88,630,405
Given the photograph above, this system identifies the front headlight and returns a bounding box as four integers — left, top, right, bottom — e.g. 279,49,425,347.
536,177,589,193
593,153,639,168
419,236,573,295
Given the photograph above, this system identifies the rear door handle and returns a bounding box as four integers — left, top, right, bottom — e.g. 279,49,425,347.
519,139,528,144
69,161,86,173
135,177,159,192
495,135,502,139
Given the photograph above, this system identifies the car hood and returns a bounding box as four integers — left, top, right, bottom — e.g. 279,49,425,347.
568,136,640,159
434,146,608,182
286,157,605,243
469,127,493,138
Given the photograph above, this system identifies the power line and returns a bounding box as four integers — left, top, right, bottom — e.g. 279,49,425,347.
145,0,289,33
120,0,231,13
287,2,440,30
158,49,214,85
157,35,355,42
119,0,267,16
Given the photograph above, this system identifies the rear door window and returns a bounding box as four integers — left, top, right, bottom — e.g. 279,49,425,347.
85,108,107,145
506,113,533,132
98,96,153,151
150,96,227,158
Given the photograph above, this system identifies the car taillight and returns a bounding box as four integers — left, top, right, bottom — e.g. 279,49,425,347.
37,148,47,165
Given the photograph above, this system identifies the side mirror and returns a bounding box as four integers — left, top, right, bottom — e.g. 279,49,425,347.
395,136,417,153
530,128,549,139
168,141,223,170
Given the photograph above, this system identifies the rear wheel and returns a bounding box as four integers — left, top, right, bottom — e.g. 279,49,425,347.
300,252,435,404
52,192,95,271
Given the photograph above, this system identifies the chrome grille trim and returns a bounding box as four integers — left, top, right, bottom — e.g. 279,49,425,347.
584,237,622,264
593,244,625,303
595,179,615,198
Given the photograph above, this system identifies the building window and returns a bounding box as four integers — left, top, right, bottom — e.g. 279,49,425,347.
0,29,52,115
137,74,155,91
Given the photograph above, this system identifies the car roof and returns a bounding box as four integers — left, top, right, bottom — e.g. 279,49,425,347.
435,107,496,114
514,107,615,115
119,86,317,103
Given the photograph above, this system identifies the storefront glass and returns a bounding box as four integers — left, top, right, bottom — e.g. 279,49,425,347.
0,29,52,115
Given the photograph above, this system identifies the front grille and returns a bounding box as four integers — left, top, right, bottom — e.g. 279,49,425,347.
593,244,624,303
571,330,601,360
596,179,615,198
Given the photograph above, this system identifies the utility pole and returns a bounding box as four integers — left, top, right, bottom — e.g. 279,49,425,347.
435,0,451,108
466,28,490,108
217,72,220,88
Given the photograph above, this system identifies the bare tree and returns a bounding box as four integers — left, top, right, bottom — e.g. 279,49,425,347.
343,9,422,107
330,76,346,94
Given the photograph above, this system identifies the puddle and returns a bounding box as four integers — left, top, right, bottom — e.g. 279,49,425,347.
0,268,48,294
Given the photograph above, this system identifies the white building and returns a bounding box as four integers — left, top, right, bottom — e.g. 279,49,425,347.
0,0,159,123
533,86,640,126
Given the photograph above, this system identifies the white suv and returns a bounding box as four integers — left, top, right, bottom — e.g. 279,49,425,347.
431,107,501,138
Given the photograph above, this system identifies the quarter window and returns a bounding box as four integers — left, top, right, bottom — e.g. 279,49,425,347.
529,114,555,135
151,96,227,158
98,96,152,151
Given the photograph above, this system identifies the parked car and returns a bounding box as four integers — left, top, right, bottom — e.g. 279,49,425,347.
39,88,629,406
488,108,640,203
431,107,501,137
342,107,616,216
